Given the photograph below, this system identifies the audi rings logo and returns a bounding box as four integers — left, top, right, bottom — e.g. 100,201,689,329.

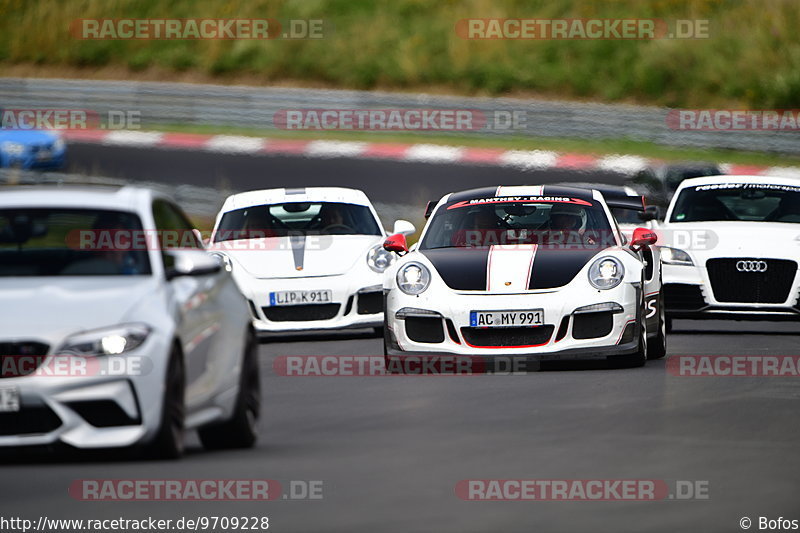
736,260,768,273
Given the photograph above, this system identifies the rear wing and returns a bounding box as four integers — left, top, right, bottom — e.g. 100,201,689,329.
424,200,438,219
601,190,646,212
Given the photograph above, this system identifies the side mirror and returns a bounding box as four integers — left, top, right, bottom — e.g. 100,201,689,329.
392,219,416,236
383,233,409,254
165,249,222,280
640,205,661,222
630,227,658,248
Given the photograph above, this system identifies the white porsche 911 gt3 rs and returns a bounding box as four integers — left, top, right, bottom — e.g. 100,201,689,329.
209,187,415,334
659,175,800,326
382,185,666,367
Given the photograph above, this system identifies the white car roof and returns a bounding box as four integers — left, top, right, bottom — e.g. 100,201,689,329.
675,175,800,192
221,187,373,212
0,185,161,212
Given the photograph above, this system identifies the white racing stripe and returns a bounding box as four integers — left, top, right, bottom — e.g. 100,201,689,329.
496,185,544,197
486,244,538,293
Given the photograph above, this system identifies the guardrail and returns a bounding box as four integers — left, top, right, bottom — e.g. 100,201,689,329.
1,77,796,154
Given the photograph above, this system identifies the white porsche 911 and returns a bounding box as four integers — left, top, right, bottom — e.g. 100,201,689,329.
0,186,257,458
659,175,800,327
209,187,415,334
382,185,666,367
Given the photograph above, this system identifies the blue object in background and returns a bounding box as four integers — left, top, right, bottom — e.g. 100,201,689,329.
0,129,66,169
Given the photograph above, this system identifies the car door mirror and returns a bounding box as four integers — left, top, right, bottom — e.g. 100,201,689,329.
630,227,658,248
165,250,221,280
383,233,409,254
392,219,416,236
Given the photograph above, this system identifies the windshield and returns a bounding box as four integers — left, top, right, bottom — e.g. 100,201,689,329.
420,196,615,249
670,183,800,223
0,208,151,276
610,207,643,225
214,201,381,242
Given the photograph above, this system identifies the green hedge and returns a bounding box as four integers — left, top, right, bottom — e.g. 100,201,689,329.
1,0,798,107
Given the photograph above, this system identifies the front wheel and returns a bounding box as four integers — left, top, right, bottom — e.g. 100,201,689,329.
146,346,186,459
198,330,261,450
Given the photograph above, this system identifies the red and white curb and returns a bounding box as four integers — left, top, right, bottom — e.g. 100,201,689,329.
62,129,800,177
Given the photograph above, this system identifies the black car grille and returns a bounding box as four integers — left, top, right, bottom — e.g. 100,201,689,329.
405,317,445,343
357,291,383,315
0,405,62,436
0,341,49,379
572,312,614,340
707,258,797,304
66,400,140,428
461,325,554,348
261,304,340,322
664,284,706,310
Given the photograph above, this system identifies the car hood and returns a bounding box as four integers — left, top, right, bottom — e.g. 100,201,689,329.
0,276,158,342
0,129,59,144
215,234,383,278
658,221,800,263
421,244,612,291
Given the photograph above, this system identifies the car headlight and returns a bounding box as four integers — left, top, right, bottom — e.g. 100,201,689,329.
210,252,233,272
58,323,151,356
660,246,694,266
588,256,625,290
396,262,431,295
367,245,395,273
52,137,66,152
1,142,26,155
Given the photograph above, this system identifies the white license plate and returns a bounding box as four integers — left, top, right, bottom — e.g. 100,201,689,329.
0,386,20,413
270,289,333,306
470,309,544,328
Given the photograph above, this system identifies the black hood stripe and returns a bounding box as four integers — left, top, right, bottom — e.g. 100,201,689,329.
290,235,305,270
423,244,609,291
528,246,609,289
421,248,489,291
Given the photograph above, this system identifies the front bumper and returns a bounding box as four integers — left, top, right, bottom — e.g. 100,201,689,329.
385,283,641,358
663,263,800,320
234,273,385,333
1,150,66,170
0,339,168,449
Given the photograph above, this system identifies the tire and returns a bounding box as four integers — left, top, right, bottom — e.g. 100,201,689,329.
146,346,186,459
373,326,384,338
647,288,668,360
665,316,673,334
198,330,261,450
